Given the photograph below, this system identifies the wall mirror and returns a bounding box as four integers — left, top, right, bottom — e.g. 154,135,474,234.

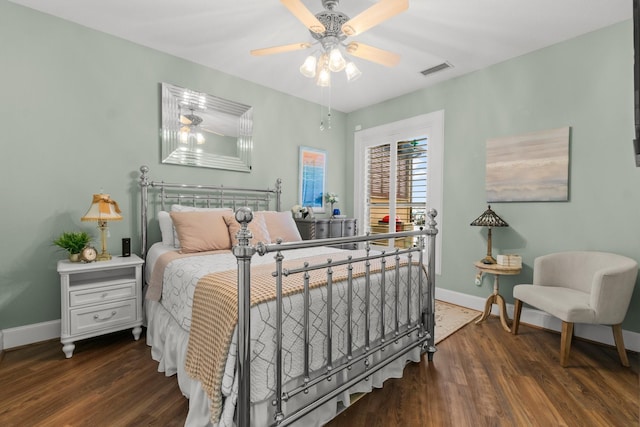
161,82,253,172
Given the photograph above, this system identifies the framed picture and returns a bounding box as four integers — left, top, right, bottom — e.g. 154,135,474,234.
299,146,327,213
486,127,570,202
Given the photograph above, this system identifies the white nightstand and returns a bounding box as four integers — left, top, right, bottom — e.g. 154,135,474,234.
57,254,144,358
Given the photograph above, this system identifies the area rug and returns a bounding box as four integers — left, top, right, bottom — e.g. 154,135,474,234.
434,300,480,344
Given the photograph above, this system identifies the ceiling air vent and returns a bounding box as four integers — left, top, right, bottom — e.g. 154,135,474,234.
420,62,453,77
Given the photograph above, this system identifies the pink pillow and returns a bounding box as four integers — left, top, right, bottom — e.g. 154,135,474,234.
224,214,271,246
258,211,302,243
169,211,232,253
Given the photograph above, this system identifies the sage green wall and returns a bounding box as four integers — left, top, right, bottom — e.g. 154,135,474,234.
2,0,638,336
346,21,640,332
0,1,348,330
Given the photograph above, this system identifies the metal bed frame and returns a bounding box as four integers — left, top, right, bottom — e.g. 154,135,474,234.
139,166,438,427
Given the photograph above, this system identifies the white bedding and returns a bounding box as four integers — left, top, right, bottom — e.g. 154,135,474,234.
146,242,343,332
145,242,427,427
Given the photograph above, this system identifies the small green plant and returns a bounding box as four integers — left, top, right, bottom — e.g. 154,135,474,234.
53,231,91,254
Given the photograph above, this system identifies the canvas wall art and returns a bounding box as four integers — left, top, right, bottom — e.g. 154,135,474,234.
486,127,570,202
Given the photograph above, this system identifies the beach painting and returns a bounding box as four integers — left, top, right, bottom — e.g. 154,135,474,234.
299,146,327,212
486,127,570,202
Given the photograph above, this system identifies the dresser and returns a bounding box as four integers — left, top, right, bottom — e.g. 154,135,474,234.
295,218,357,249
57,254,144,358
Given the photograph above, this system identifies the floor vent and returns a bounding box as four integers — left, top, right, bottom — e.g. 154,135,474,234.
420,62,453,76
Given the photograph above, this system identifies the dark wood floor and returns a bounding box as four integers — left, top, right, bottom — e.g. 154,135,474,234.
0,318,637,427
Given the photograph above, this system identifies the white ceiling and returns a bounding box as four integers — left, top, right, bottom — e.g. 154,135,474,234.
10,0,632,112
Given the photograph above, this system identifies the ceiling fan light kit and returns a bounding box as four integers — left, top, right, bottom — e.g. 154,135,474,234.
253,0,408,88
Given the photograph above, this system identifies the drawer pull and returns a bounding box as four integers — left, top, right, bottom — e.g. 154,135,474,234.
93,310,117,321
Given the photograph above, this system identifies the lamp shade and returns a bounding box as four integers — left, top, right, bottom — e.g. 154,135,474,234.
328,47,346,72
316,67,331,87
345,61,362,81
300,55,317,78
81,194,122,222
470,205,508,265
470,205,508,228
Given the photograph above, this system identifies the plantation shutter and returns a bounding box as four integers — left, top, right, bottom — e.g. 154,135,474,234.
365,138,428,248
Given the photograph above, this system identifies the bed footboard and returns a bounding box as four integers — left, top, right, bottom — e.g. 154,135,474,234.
233,207,438,427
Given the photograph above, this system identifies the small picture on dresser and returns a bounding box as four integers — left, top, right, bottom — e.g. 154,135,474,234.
299,146,327,213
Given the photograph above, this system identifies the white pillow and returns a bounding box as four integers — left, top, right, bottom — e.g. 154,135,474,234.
158,211,175,246
170,205,232,247
171,204,233,213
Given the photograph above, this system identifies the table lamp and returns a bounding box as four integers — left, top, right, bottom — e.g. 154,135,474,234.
81,193,122,261
470,205,508,264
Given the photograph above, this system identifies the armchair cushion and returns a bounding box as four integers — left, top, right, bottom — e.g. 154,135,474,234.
513,286,594,323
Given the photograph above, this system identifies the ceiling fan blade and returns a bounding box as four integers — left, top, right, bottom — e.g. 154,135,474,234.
342,0,408,36
281,0,326,34
250,42,312,56
346,42,400,67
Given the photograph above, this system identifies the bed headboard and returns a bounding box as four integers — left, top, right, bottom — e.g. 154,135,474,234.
139,165,282,258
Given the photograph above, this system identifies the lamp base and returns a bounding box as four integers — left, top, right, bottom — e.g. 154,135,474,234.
481,255,497,264
97,221,111,261
97,252,112,261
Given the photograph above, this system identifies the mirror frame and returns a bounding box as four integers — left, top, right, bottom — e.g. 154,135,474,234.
160,82,253,172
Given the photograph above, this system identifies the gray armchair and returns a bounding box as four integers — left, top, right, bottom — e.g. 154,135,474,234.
512,251,638,367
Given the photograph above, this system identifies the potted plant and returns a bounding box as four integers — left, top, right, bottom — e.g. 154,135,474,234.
325,192,339,216
53,231,92,262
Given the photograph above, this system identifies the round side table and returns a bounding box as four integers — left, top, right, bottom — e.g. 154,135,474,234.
474,261,522,332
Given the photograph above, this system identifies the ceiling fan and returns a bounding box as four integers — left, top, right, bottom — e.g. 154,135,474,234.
250,0,408,84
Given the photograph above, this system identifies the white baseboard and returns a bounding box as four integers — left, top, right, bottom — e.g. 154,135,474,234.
1,320,61,350
436,287,640,353
2,289,639,354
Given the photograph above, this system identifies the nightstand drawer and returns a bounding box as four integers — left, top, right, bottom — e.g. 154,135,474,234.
70,299,136,335
315,220,330,239
343,219,356,236
69,280,136,307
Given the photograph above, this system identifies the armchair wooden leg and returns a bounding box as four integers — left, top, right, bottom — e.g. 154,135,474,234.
560,322,573,367
512,299,523,335
612,324,630,367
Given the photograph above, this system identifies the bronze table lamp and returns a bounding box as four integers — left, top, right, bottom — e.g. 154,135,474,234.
470,205,508,264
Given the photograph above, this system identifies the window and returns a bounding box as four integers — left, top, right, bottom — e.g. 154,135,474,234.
354,111,444,273
366,139,428,248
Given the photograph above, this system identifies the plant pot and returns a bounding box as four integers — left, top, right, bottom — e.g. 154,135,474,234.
69,253,80,262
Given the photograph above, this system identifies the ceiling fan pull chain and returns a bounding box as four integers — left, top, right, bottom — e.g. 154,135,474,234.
327,89,332,130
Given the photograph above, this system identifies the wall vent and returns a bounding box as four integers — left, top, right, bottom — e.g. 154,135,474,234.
420,62,453,76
